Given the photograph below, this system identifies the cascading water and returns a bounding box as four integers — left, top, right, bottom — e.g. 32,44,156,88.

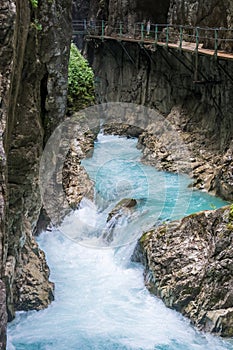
7,134,233,350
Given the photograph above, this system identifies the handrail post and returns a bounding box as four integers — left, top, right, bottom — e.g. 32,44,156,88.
194,27,200,81
179,25,183,50
141,23,144,42
214,28,218,59
195,27,199,52
101,20,105,40
154,24,158,46
119,21,123,39
84,19,87,33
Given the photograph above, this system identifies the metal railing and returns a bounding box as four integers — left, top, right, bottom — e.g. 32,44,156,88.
72,20,233,56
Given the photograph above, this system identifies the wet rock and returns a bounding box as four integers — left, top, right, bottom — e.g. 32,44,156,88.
103,123,143,138
132,205,233,336
103,198,137,243
107,198,137,222
212,144,233,201
14,229,54,312
40,126,96,228
205,308,233,337
62,128,96,210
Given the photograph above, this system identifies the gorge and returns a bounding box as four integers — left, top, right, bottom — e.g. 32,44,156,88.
0,0,233,349
6,133,233,349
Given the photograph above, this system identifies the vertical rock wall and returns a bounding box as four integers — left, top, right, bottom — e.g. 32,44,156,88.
0,1,17,347
91,40,233,145
87,0,170,27
0,0,72,347
168,0,233,28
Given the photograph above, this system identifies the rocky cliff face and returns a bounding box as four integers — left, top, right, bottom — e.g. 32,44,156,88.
132,206,233,337
87,0,170,26
0,1,15,347
86,0,233,33
168,0,233,28
0,0,72,346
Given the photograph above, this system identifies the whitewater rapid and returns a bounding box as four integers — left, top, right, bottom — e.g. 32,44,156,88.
7,134,233,350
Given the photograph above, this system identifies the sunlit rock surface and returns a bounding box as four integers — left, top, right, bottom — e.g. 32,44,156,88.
132,205,233,336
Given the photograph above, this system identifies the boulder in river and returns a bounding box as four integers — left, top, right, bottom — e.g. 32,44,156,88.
132,205,233,337
107,198,138,222
102,198,138,243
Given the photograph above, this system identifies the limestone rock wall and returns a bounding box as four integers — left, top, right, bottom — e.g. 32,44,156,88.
85,0,232,38
0,1,17,346
132,206,233,337
0,0,72,345
168,0,233,28
87,0,170,27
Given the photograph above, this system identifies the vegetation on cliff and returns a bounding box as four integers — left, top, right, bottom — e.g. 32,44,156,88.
67,43,95,112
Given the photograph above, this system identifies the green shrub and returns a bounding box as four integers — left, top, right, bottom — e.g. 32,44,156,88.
30,0,38,8
67,43,95,112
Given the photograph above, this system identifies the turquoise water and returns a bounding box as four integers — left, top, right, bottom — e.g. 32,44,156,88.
7,134,232,350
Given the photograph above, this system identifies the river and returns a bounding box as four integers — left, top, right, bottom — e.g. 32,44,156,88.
7,134,233,350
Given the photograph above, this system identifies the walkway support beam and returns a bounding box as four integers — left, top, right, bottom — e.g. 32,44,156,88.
179,26,183,50
166,25,169,48
195,27,199,52
214,29,218,59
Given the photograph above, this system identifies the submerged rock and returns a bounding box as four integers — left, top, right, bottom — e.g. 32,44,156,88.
102,198,138,243
107,198,137,222
132,205,233,337
103,123,143,138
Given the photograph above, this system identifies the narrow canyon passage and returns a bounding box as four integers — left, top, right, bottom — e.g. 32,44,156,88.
7,134,232,350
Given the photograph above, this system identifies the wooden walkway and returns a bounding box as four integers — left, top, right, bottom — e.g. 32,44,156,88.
86,34,233,61
73,20,233,61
